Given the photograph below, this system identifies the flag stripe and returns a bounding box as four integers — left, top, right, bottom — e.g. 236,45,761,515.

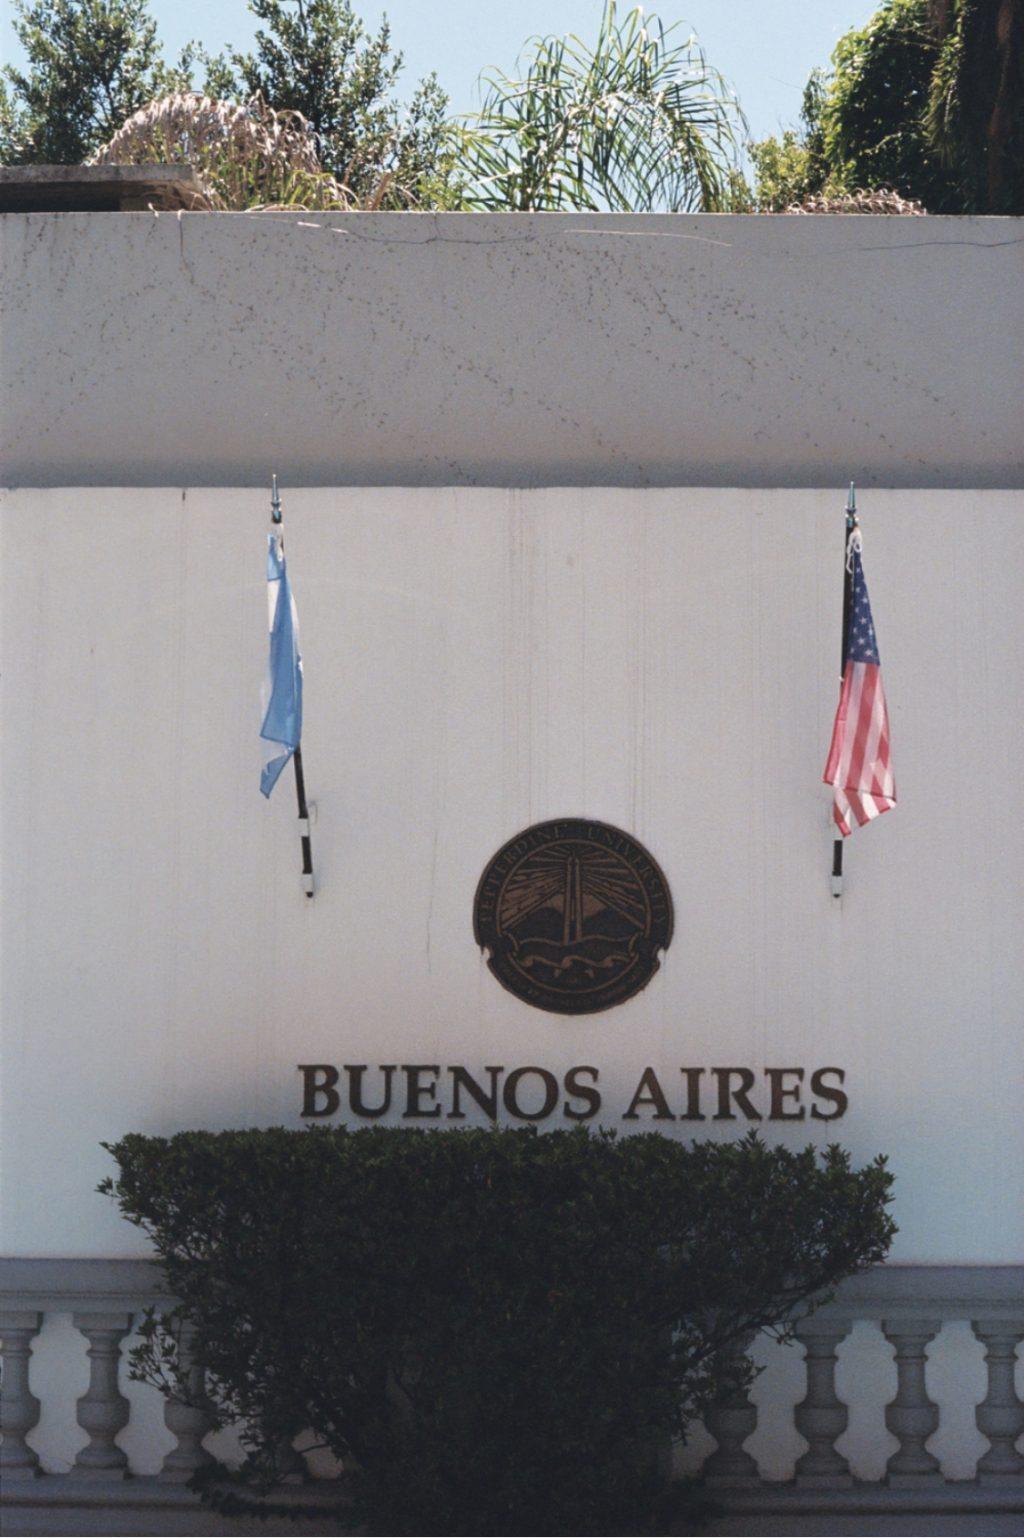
847,664,880,794
824,670,852,783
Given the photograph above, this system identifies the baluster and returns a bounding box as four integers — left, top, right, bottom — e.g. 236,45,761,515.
793,1316,853,1486
275,1436,309,1484
882,1317,942,1485
72,1312,132,1476
160,1322,216,1482
972,1318,1024,1483
703,1342,759,1487
0,1311,44,1477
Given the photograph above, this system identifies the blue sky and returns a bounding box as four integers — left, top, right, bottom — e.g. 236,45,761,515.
2,0,875,146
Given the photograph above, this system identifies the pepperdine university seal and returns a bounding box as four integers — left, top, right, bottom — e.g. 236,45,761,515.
473,819,673,1015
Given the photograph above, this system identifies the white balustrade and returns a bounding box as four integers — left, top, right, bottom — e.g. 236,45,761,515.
0,1310,43,1477
973,1317,1024,1483
0,1260,1021,1532
159,1321,217,1483
703,1339,759,1488
793,1316,853,1486
881,1316,944,1485
72,1312,132,1476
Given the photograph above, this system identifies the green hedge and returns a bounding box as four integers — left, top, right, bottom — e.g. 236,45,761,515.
101,1126,895,1536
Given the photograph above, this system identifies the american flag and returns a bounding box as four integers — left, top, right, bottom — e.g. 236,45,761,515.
823,526,896,836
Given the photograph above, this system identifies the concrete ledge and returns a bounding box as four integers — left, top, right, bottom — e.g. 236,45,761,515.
2,1473,1022,1538
716,1480,1024,1514
0,166,206,213
0,1476,346,1537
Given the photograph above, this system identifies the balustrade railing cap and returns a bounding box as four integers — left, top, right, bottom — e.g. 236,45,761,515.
812,1265,1024,1322
0,1256,177,1312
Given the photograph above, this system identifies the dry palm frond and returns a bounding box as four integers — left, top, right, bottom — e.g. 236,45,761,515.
90,92,365,211
786,187,928,214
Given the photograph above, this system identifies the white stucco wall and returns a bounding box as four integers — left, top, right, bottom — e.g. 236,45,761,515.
2,485,1021,1265
1,211,1021,489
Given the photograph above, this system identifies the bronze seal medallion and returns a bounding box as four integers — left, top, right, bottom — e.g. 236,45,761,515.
473,819,673,1015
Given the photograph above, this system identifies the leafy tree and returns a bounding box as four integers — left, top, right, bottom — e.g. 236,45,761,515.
0,81,30,164
211,0,459,208
822,0,963,209
454,1,745,212
1,0,187,164
748,70,833,211
927,0,1024,212
1,0,458,207
749,0,1022,213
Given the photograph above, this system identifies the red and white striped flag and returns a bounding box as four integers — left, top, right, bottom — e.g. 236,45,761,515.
823,524,896,836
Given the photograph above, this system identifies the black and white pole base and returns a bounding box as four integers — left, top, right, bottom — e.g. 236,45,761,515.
293,743,315,899
831,835,843,899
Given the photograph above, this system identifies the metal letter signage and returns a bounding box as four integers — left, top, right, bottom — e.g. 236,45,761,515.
473,819,673,1015
298,1064,849,1121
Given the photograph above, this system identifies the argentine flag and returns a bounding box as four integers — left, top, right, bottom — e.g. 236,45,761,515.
260,532,302,797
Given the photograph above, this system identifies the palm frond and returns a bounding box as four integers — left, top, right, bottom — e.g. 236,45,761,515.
454,0,744,212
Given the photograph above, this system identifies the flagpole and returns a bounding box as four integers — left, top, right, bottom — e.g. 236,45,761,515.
831,482,857,898
271,474,315,898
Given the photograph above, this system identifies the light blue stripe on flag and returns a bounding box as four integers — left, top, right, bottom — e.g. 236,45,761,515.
260,532,303,797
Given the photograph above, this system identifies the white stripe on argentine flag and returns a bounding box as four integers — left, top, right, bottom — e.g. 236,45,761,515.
260,532,303,798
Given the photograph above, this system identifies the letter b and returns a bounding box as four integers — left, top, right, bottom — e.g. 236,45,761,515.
298,1064,340,1118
